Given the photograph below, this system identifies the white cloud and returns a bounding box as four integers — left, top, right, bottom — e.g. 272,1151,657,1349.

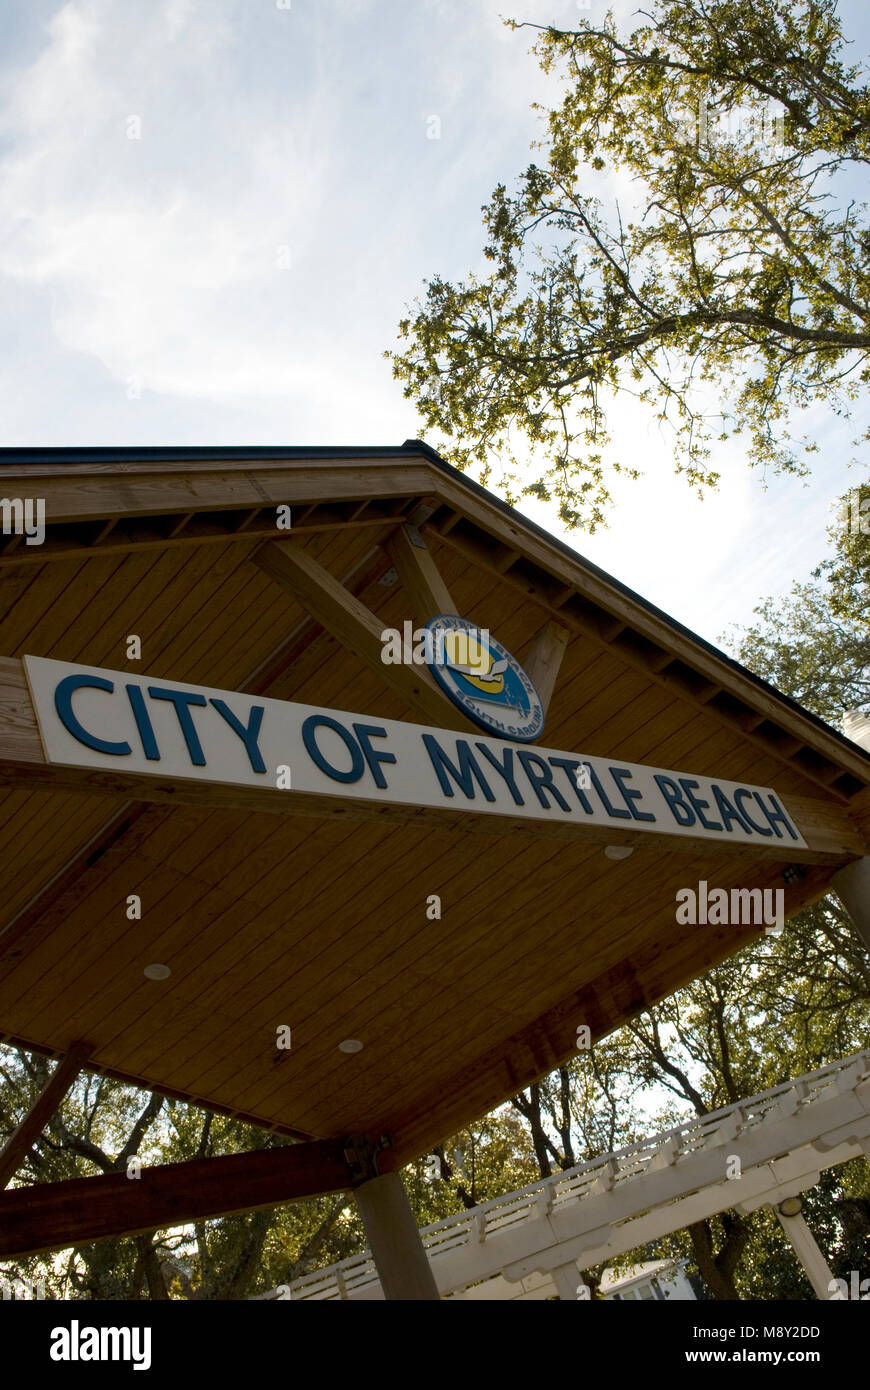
0,0,865,647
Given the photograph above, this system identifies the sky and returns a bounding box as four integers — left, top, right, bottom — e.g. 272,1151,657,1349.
0,0,867,653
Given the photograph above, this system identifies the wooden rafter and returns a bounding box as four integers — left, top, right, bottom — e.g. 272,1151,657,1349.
254,540,475,731
383,523,455,627
0,1042,91,1188
522,622,571,716
0,1138,354,1258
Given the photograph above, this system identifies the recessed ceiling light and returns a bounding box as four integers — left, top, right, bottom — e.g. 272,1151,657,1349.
778,1196,803,1218
338,1038,363,1053
604,845,633,861
143,963,171,980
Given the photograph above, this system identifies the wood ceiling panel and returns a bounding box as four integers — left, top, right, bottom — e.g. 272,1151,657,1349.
1,555,111,655
0,469,860,1154
329,837,795,1135
304,740,793,1118
0,564,48,629
0,791,116,928
292,844,719,1131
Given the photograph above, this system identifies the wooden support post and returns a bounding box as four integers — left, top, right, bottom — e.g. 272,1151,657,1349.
0,1042,91,1189
353,1171,440,1301
383,524,455,627
774,1202,837,1300
523,622,571,715
831,856,870,954
551,1261,583,1301
0,1138,353,1258
254,540,474,730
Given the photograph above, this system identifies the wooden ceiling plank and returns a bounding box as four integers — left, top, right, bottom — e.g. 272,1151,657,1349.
166,821,457,1097
46,551,162,667
253,756,785,1120
289,843,718,1128
562,686,691,767
0,562,48,626
0,812,173,1004
379,863,834,1164
129,806,535,1102
154,745,833,1112
11,863,253,1037
73,543,220,671
72,824,371,1075
6,804,331,1025
302,737,823,1118
94,820,395,1083
197,823,520,1108
1,556,97,655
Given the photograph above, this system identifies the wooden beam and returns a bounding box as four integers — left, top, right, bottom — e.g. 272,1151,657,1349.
0,1138,354,1258
0,1042,91,1188
0,658,863,864
522,622,571,715
253,540,474,731
383,524,455,627
242,546,395,695
0,459,434,524
0,512,413,568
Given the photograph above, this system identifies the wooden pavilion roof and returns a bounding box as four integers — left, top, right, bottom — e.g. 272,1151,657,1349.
1,443,868,1172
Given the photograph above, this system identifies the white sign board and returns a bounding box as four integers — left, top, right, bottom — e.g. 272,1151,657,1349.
23,656,806,850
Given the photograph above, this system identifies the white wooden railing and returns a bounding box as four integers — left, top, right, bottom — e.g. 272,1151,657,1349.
258,1049,870,1301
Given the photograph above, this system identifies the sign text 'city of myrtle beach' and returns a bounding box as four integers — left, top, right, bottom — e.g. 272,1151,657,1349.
23,656,806,849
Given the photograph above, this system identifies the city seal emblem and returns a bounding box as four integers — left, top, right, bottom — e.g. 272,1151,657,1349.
424,614,545,742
